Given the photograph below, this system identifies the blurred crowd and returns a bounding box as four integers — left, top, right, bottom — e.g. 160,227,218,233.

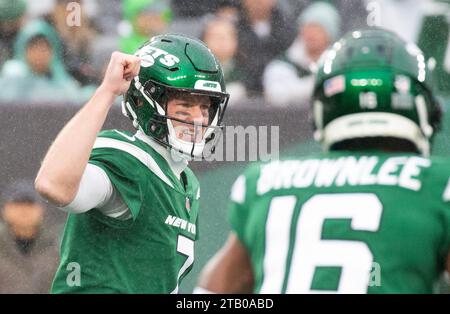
0,180,60,293
0,0,448,107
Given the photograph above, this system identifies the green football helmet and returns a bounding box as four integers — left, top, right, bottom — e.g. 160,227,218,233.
122,34,229,158
312,28,442,156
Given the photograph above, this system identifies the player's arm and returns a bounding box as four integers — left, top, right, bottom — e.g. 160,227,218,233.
56,162,131,219
35,52,140,206
195,232,254,293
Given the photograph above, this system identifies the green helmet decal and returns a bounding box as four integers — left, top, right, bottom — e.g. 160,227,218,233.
122,34,229,158
312,28,442,156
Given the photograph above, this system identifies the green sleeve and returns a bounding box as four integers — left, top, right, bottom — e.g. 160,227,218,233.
444,206,450,257
430,158,450,265
228,164,261,247
89,147,146,221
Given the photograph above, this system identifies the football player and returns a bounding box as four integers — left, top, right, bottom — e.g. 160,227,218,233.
35,34,229,293
195,28,450,293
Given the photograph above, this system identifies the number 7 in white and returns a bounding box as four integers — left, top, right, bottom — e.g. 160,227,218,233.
171,235,194,294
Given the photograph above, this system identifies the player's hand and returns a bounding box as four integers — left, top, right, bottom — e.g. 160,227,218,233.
100,51,141,97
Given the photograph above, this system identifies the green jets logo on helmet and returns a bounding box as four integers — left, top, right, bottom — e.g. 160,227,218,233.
122,34,229,159
312,28,442,156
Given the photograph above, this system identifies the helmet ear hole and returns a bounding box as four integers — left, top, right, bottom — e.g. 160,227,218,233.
147,82,157,95
144,80,165,100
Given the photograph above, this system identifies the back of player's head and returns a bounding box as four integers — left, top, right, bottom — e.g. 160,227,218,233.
312,27,442,156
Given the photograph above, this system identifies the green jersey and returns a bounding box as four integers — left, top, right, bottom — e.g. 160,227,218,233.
229,151,450,293
51,130,200,293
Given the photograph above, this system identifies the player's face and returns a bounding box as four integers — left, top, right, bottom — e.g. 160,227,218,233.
166,94,211,143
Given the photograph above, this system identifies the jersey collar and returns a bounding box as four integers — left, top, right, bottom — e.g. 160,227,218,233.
135,130,188,180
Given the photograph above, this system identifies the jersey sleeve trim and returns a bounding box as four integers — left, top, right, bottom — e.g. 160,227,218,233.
94,137,174,188
230,175,246,204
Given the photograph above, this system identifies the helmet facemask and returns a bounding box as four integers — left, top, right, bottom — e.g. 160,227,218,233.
123,77,228,160
122,34,229,159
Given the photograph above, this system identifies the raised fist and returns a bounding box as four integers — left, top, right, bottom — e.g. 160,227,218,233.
100,51,141,96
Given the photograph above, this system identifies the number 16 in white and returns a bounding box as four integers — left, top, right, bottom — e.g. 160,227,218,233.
260,193,383,294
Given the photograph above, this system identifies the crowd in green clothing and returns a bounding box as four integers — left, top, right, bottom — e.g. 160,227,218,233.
1,0,450,106
0,19,94,103
0,0,96,104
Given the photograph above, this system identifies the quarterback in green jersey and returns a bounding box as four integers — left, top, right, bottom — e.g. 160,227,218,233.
35,34,229,293
196,28,450,293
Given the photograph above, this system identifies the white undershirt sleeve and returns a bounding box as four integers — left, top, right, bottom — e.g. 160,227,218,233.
60,163,132,220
